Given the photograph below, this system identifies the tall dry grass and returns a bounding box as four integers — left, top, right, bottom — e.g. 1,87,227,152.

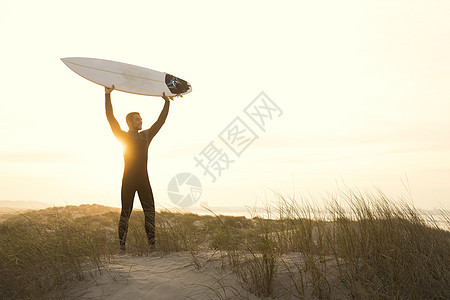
209,191,450,299
0,208,116,299
325,191,450,299
0,191,448,299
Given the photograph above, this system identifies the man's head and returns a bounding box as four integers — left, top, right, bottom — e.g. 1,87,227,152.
126,112,142,131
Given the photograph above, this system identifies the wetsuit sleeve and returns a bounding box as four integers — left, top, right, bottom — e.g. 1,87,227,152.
144,100,170,139
105,93,126,140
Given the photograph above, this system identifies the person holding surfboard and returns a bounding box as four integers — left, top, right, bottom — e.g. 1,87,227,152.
105,85,170,251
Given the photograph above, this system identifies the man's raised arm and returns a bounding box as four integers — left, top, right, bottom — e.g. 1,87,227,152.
105,85,124,138
145,92,170,139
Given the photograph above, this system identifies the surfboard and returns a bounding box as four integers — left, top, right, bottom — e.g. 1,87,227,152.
61,57,192,97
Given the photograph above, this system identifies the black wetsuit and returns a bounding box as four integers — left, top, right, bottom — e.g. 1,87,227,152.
105,93,170,247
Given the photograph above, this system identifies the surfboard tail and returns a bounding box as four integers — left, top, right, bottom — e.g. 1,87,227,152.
165,74,191,96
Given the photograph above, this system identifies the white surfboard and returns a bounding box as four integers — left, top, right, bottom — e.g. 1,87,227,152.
61,57,192,97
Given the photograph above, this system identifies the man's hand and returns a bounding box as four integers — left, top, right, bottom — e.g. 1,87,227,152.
105,85,115,95
162,92,170,102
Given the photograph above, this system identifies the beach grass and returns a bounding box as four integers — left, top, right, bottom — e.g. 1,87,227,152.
0,206,116,299
0,192,448,299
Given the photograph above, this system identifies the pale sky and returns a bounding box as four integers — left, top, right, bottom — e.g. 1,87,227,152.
1,0,449,212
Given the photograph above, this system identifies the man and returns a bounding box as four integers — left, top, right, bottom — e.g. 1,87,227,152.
105,85,170,251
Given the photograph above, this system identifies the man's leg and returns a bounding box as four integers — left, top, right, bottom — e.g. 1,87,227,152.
137,180,155,246
119,181,136,250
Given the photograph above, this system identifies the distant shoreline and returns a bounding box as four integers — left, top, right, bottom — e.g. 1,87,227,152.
1,202,448,231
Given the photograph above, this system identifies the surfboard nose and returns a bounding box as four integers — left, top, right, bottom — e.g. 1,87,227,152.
60,57,69,66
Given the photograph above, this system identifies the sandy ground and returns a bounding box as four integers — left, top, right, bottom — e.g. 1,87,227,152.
59,251,259,300
51,251,349,299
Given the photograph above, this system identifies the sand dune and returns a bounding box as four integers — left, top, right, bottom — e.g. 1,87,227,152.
60,251,258,300
56,251,350,299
